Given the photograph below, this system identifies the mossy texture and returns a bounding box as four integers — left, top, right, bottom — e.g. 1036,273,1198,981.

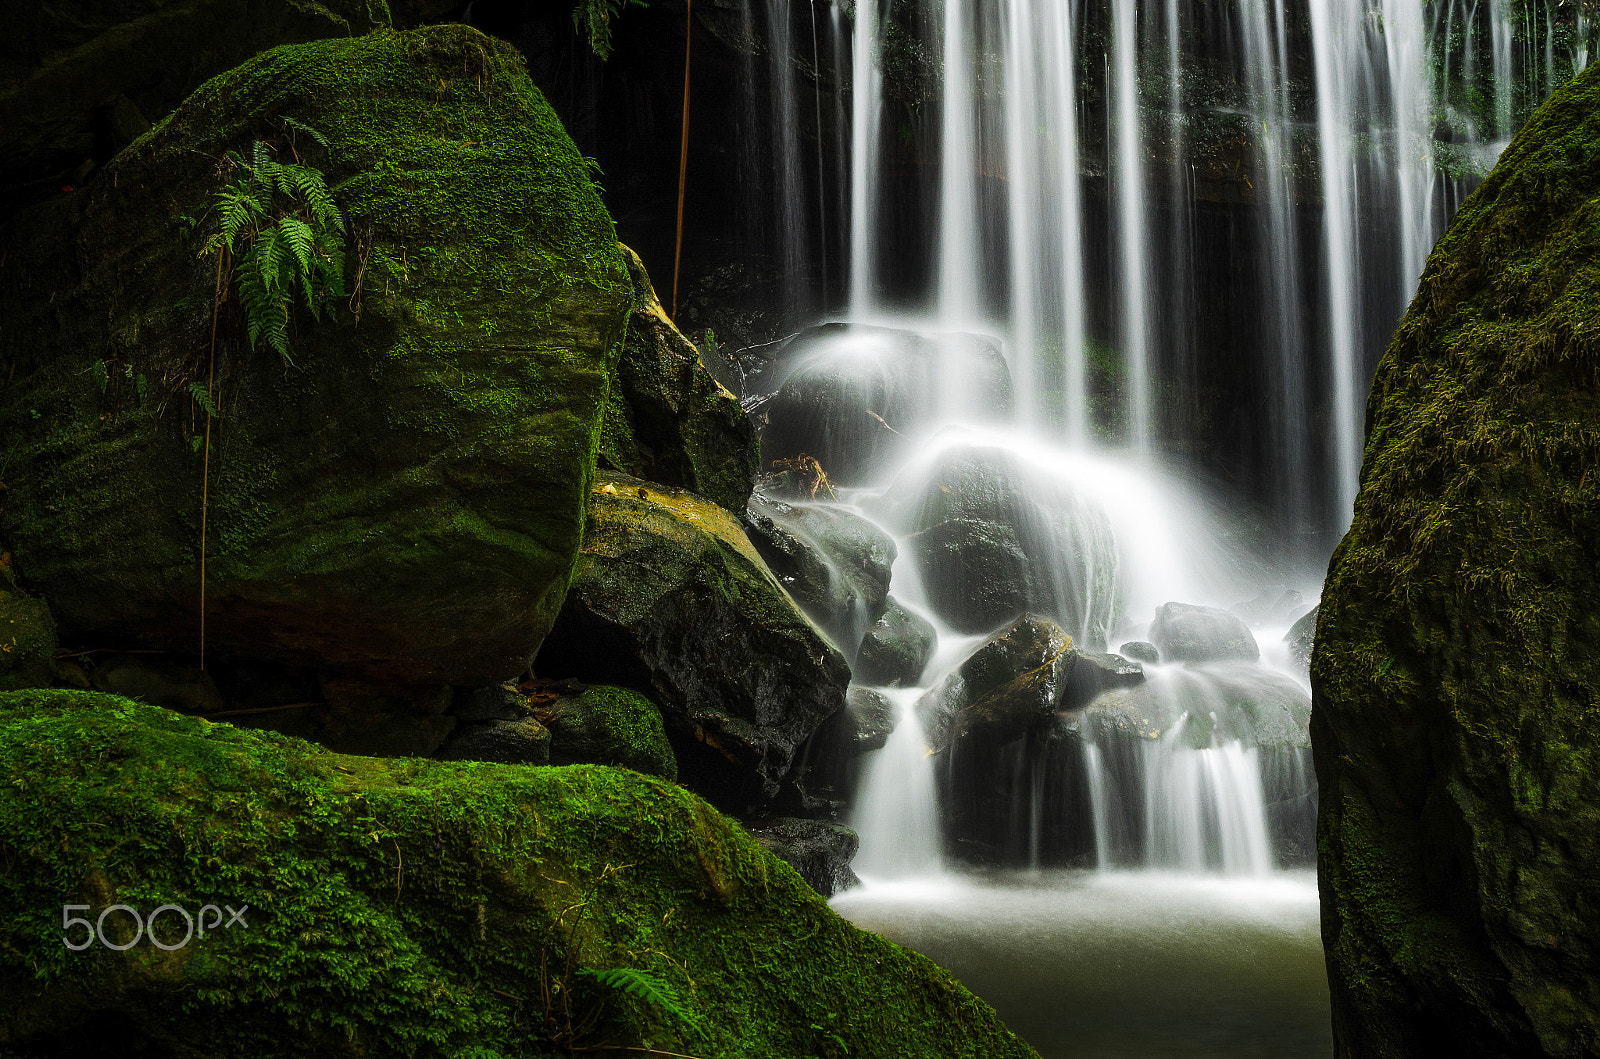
0,0,390,193
598,246,758,515
0,690,1037,1059
1314,62,1600,1059
542,684,677,781
537,472,850,812
0,26,632,685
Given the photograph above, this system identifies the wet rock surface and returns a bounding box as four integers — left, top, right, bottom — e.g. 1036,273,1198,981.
747,817,862,898
854,597,938,687
1149,602,1260,663
745,494,895,656
536,472,850,813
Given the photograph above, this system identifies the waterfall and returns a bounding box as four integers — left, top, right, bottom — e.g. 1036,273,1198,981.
852,689,944,879
938,0,982,325
1111,0,1152,453
848,0,882,311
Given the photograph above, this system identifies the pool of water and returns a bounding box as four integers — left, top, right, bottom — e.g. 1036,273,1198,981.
832,870,1331,1059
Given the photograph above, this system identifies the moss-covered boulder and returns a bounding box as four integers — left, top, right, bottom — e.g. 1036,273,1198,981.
536,472,850,812
0,567,56,691
0,0,391,202
0,690,1038,1058
539,683,677,781
1314,63,1600,1059
599,245,758,514
0,27,631,687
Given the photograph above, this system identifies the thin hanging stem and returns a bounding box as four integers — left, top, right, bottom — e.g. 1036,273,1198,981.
672,0,692,320
201,246,225,669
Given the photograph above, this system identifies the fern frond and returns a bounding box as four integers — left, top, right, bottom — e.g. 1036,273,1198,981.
279,115,330,149
188,381,220,418
581,967,700,1029
280,163,344,232
278,217,315,282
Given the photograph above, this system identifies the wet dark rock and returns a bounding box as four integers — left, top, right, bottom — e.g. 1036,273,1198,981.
843,686,897,753
536,473,850,813
0,568,56,691
1149,602,1260,663
599,245,758,514
1083,662,1310,749
854,597,938,687
756,324,1014,484
747,817,861,898
919,614,1073,753
1118,640,1160,665
538,685,677,781
1285,606,1317,674
438,716,552,766
1061,651,1145,710
745,494,895,656
317,679,455,758
87,654,222,714
451,683,525,723
879,444,1119,643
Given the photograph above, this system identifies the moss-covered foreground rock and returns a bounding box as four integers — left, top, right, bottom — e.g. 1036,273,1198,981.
537,472,850,813
1314,62,1600,1058
599,246,758,514
0,26,631,686
0,690,1038,1059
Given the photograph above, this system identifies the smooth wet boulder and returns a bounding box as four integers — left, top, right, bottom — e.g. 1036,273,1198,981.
1316,64,1600,1059
538,683,677,781
747,817,861,898
855,597,938,687
1231,587,1306,625
1083,661,1310,750
599,245,758,513
1061,650,1145,708
878,443,1120,641
87,653,222,714
536,472,850,812
841,685,897,753
1285,606,1317,674
0,0,391,202
745,494,895,656
1149,602,1260,663
438,714,551,765
0,568,56,692
919,614,1074,753
757,324,1014,484
0,690,1039,1059
0,27,632,689
1118,640,1160,665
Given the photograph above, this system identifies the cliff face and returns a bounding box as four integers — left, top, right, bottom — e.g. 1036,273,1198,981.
1313,62,1600,1059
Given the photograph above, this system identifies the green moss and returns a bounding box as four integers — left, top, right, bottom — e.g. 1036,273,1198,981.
0,690,1036,1059
1313,61,1600,1058
545,685,677,781
0,26,631,685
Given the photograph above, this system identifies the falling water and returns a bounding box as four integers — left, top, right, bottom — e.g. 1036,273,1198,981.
848,0,882,311
938,0,982,325
1111,0,1152,453
852,689,944,878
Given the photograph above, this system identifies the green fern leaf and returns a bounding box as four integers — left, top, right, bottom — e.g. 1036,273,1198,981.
279,115,330,150
188,381,220,419
279,217,315,281
581,967,700,1030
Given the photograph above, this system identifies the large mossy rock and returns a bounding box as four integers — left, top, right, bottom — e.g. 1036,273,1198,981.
599,245,758,514
539,683,678,781
0,27,631,687
0,0,390,202
1315,64,1600,1059
0,690,1038,1059
536,472,851,812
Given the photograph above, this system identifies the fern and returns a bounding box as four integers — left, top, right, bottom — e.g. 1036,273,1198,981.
188,381,220,419
211,122,345,365
573,0,649,60
580,966,700,1031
